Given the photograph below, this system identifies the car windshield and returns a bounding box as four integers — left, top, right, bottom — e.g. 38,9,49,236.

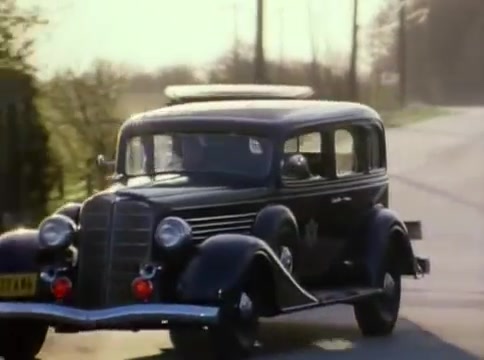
124,132,273,180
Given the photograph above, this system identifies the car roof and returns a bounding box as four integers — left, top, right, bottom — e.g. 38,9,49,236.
164,84,315,104
121,99,382,138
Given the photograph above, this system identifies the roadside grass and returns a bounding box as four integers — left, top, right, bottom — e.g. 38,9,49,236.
381,105,451,128
47,179,89,214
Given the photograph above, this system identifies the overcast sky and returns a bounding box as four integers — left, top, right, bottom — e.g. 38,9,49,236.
20,0,387,78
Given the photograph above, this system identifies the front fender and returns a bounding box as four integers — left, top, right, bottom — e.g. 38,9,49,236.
252,204,299,252
363,205,418,284
177,234,317,313
0,229,40,273
54,202,82,223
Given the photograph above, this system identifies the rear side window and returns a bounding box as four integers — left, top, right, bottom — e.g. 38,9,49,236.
368,125,384,170
334,129,358,177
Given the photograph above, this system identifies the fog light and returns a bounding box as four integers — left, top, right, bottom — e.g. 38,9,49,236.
51,277,72,300
131,277,153,301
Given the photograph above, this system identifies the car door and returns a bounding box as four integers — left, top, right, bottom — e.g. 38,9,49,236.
326,123,384,252
279,129,339,279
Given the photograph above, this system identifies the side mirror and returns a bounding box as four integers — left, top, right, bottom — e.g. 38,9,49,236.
281,154,312,180
96,154,115,170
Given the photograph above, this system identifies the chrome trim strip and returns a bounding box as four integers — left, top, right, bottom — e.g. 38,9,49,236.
0,303,219,327
190,219,254,229
183,212,256,241
192,225,252,236
173,179,389,211
186,213,257,223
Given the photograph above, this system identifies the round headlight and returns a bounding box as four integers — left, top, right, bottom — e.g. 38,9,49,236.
39,214,76,249
154,217,191,249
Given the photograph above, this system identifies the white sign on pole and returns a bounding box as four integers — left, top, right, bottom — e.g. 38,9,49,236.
381,72,400,86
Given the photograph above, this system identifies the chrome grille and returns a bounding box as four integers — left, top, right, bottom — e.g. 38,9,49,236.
77,196,111,309
106,200,153,306
76,195,153,309
184,212,256,242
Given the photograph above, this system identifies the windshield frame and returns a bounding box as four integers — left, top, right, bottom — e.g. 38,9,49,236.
117,130,276,184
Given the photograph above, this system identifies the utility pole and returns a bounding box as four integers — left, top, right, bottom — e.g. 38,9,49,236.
348,0,359,101
307,0,321,96
232,1,240,80
254,0,267,83
278,3,284,82
397,0,407,107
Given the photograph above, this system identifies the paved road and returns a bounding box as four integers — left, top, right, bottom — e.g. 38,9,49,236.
39,107,484,360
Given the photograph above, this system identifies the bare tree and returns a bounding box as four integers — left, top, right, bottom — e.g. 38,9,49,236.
41,60,127,191
0,0,47,72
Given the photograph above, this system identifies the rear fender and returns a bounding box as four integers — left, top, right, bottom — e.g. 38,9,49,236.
363,205,419,283
403,220,422,240
0,229,40,273
177,234,317,315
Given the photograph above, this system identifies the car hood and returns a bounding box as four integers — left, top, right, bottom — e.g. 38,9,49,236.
101,174,270,209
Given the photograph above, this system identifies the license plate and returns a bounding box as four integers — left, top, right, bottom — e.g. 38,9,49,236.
0,273,37,297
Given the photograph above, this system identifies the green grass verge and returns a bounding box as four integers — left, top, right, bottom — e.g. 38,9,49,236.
382,106,451,128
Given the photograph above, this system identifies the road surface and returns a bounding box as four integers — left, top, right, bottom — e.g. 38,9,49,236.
39,107,484,360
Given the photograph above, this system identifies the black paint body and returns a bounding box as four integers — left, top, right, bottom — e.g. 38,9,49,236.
0,97,425,325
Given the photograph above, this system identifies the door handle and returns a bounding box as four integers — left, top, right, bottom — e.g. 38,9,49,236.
331,196,352,204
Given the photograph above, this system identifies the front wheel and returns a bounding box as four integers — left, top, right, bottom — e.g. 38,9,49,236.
170,292,259,360
353,247,402,337
0,320,48,359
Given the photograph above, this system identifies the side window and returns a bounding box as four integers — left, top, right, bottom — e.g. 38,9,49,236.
153,134,175,171
299,132,321,153
334,129,358,177
284,137,298,153
368,126,384,170
125,136,146,175
283,132,323,178
284,132,321,154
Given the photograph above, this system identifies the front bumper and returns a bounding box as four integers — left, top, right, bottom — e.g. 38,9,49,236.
0,302,220,329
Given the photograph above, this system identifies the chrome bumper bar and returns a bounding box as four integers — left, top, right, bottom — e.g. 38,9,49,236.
0,302,220,328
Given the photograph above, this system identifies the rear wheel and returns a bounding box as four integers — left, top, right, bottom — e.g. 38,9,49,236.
353,244,402,336
0,320,48,359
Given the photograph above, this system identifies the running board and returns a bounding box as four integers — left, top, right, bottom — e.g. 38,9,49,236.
281,287,382,314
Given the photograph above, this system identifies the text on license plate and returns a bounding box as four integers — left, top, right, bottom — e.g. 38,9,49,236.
0,274,37,297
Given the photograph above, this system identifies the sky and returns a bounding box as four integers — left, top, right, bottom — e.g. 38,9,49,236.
20,0,387,79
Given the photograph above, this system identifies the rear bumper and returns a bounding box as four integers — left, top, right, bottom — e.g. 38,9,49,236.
0,302,220,328
416,257,430,275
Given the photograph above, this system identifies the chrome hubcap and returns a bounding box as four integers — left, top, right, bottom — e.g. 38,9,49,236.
383,273,396,297
280,246,293,273
238,292,253,319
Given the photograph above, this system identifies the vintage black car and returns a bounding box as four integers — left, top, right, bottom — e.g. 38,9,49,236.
0,84,429,359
